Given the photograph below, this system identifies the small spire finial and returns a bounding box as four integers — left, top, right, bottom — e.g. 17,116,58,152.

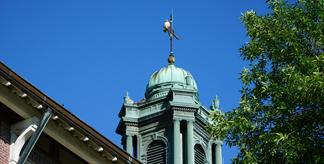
211,95,220,110
163,12,180,64
124,91,134,104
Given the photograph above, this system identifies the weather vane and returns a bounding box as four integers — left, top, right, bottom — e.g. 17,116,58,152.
163,12,180,64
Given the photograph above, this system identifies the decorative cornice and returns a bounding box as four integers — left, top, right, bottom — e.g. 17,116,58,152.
172,106,197,112
195,112,210,125
124,122,138,127
169,101,200,109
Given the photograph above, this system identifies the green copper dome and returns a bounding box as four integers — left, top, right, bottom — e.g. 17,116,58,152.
145,64,198,99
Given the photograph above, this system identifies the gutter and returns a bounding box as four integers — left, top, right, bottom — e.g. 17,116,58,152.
17,108,52,164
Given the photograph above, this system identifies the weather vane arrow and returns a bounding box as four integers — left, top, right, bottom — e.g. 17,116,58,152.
163,12,180,64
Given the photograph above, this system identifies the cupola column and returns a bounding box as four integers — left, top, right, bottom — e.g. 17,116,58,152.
186,120,194,164
126,134,133,155
173,119,180,164
215,141,223,164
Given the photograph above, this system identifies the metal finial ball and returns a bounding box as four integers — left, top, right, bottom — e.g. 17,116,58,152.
168,54,175,64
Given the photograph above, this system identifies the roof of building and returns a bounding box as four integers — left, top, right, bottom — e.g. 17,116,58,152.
0,61,140,164
145,61,198,99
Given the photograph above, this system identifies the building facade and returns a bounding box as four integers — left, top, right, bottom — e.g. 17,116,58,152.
116,55,223,164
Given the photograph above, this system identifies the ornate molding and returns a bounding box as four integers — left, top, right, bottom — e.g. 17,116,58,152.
124,122,138,127
172,106,196,112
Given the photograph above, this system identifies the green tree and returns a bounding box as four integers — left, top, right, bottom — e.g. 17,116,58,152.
208,0,324,163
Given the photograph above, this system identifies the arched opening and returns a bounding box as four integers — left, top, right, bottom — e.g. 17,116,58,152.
132,135,138,158
212,143,216,164
147,140,166,164
180,120,187,164
194,144,206,164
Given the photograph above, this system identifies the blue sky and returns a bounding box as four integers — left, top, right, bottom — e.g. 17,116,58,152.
0,0,269,163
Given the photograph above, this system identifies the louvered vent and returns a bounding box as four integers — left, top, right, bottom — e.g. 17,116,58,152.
194,144,206,164
147,140,166,164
